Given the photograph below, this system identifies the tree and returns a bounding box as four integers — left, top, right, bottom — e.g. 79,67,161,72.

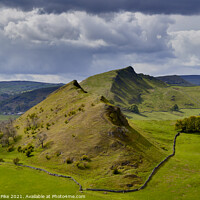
0,119,17,146
171,104,179,111
127,105,140,114
13,157,20,165
37,133,47,148
175,116,200,133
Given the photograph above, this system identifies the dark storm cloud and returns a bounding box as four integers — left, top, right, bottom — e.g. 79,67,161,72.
0,0,200,15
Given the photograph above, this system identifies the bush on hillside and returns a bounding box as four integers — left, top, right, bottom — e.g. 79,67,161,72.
171,104,179,111
45,155,51,160
17,146,22,152
81,155,91,162
76,161,89,169
7,145,15,152
66,157,73,164
126,104,140,114
113,168,120,174
13,157,20,165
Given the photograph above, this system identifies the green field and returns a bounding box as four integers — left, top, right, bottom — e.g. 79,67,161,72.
0,115,18,121
124,109,200,121
0,111,200,199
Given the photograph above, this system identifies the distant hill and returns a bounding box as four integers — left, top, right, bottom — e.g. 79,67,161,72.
0,81,63,95
0,81,63,114
156,75,193,86
180,75,200,86
0,86,61,114
81,66,166,107
15,80,163,190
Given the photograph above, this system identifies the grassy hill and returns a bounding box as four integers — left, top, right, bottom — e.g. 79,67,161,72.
156,75,193,86
0,86,61,114
139,86,200,112
12,80,163,190
81,67,200,112
0,81,63,95
81,66,166,107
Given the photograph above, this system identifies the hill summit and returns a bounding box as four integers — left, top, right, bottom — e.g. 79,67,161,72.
81,66,166,107
15,78,162,190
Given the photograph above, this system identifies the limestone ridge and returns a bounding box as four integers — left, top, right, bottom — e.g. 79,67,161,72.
81,66,167,107
110,66,153,105
53,80,87,94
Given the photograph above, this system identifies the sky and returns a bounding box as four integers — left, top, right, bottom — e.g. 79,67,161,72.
0,0,200,83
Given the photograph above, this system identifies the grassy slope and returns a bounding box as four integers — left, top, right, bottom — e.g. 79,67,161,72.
0,163,79,196
124,109,200,121
12,80,162,190
1,118,199,200
0,115,18,121
81,66,166,107
139,86,200,112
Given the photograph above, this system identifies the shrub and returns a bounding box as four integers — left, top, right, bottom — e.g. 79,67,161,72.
113,168,120,174
66,157,73,164
26,150,32,157
76,161,89,169
78,107,84,112
7,145,15,152
27,144,34,151
17,146,22,152
68,110,76,116
56,151,61,157
46,155,51,160
15,125,20,130
127,105,139,114
13,157,20,165
65,120,68,124
171,104,179,111
81,155,91,162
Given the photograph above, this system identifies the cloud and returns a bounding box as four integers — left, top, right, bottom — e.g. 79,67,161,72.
0,0,200,15
170,30,200,68
0,7,200,83
0,9,174,78
0,73,84,83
